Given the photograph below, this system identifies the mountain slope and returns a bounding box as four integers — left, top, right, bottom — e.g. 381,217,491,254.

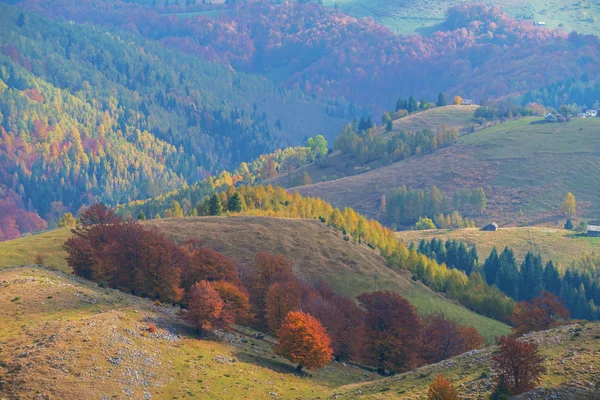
0,3,351,238
294,117,600,225
146,216,510,341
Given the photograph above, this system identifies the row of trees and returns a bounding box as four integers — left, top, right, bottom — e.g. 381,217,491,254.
64,204,484,374
334,123,458,167
385,186,485,228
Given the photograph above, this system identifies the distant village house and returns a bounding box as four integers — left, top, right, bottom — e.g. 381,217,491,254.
588,225,600,237
481,222,498,231
462,99,474,105
577,109,598,118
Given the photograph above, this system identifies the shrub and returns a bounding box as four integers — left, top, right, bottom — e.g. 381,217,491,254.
34,254,45,265
148,323,157,333
427,374,458,400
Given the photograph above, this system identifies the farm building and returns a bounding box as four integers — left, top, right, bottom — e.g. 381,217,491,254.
481,222,499,231
588,225,600,237
544,113,558,122
462,99,474,105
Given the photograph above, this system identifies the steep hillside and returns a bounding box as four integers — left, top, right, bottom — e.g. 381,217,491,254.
295,117,600,226
0,217,511,341
0,266,376,399
397,227,600,268
0,3,351,237
144,216,510,341
336,321,600,399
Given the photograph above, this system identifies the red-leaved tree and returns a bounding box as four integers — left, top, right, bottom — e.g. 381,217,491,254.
275,311,333,372
357,291,422,374
421,313,484,364
265,280,302,333
183,280,233,333
182,246,241,291
492,335,546,395
511,291,570,335
427,374,459,400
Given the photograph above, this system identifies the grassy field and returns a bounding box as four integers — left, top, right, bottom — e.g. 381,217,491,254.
323,0,600,36
0,228,70,271
0,266,374,399
294,117,600,226
397,227,600,268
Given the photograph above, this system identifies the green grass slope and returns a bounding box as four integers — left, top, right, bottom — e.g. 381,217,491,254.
397,227,600,268
295,117,600,226
267,105,479,188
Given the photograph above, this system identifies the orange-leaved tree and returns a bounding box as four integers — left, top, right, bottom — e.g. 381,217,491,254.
275,311,333,372
492,335,546,395
211,280,251,324
357,290,422,374
265,280,302,333
183,280,233,333
427,374,459,400
510,291,569,335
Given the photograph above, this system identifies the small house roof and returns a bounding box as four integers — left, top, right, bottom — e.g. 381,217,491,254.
588,225,600,232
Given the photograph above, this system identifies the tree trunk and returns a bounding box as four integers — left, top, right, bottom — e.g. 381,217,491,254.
296,364,303,372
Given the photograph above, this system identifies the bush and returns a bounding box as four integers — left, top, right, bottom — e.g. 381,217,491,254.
34,254,45,265
427,374,458,400
148,323,157,333
564,218,573,230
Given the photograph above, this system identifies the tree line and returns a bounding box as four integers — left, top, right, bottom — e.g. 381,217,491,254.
418,238,600,320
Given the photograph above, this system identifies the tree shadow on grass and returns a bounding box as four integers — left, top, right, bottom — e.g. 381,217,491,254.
234,351,312,377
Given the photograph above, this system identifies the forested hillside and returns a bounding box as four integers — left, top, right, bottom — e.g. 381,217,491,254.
16,0,600,111
0,3,350,238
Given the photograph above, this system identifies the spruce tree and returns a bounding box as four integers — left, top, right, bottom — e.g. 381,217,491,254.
497,247,519,299
436,92,447,107
228,192,243,212
209,194,223,216
408,97,418,113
